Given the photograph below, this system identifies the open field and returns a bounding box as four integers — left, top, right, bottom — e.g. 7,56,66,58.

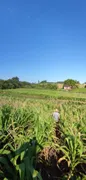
0,89,86,179
1,88,86,100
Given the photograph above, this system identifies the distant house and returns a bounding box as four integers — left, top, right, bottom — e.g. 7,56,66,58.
64,85,72,90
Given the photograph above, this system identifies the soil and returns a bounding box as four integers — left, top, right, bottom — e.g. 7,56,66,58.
55,123,61,139
36,126,86,180
36,147,69,180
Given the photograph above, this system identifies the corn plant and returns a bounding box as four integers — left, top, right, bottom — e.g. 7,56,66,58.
0,139,42,180
0,99,86,179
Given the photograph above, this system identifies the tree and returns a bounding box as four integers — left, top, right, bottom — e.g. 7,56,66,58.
11,77,21,88
64,79,78,88
1,77,22,89
12,77,19,82
1,81,9,89
40,80,47,83
0,79,4,89
75,80,80,84
21,81,31,88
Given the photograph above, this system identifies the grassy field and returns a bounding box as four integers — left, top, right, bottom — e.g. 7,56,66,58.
1,88,86,99
0,89,86,179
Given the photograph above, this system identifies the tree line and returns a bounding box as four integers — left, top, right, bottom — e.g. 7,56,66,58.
0,77,57,90
0,77,80,90
0,77,30,89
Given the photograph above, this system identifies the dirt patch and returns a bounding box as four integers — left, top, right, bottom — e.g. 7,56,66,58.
36,125,86,179
55,124,61,139
76,163,86,177
37,147,69,180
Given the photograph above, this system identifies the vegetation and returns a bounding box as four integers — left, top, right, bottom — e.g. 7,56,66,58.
0,77,85,91
1,88,86,101
0,77,22,89
0,77,82,90
64,79,79,88
0,89,86,179
0,77,57,90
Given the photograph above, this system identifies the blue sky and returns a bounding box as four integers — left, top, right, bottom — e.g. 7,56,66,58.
0,0,86,83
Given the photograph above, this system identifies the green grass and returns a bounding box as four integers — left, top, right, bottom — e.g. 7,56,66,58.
1,88,86,100
72,88,86,93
